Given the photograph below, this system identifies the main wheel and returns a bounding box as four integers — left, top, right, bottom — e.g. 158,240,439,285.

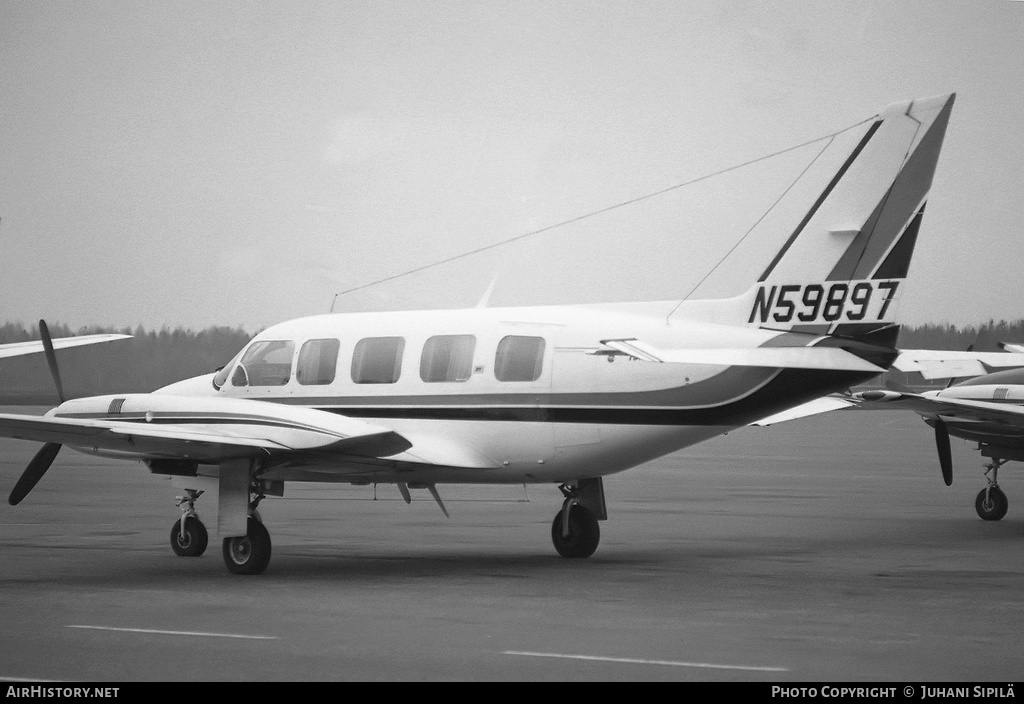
170,516,208,557
975,487,1008,521
222,517,272,575
551,505,600,558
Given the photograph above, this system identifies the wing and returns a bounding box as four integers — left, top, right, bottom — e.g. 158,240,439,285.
598,338,885,372
0,333,131,360
0,392,502,472
0,408,410,462
855,390,1024,428
892,349,1024,380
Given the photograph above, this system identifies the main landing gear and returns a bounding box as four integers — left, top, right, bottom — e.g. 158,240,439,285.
975,459,1009,521
550,480,605,559
166,471,273,575
221,476,272,575
222,514,272,575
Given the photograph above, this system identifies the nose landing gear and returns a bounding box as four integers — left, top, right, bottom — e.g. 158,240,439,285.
170,489,208,557
975,459,1009,521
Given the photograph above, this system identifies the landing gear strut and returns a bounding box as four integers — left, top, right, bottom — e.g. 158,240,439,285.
170,489,208,557
551,483,601,558
975,459,1009,521
221,478,272,575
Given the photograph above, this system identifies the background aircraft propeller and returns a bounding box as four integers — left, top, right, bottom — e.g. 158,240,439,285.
934,418,953,486
7,320,65,505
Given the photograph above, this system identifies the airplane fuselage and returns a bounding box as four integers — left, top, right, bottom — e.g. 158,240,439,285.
53,301,887,485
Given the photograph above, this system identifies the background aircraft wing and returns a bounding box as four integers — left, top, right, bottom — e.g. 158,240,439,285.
0,333,131,360
891,349,1024,380
853,390,1024,428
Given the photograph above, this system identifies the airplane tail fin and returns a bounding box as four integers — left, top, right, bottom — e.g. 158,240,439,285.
674,93,955,344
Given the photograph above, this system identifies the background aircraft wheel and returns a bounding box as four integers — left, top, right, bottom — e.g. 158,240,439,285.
170,516,208,557
975,487,1008,521
551,505,600,558
222,517,272,575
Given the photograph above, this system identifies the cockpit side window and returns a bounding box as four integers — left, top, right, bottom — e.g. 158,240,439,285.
229,340,295,387
296,338,340,385
212,349,244,390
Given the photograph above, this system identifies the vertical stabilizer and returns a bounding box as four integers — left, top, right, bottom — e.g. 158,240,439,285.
674,94,954,341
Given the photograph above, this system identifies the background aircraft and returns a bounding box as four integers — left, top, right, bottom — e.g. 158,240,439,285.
758,343,1024,521
0,94,956,574
854,365,1024,522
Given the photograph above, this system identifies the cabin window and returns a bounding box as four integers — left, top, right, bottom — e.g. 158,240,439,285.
494,335,545,382
230,340,294,387
351,337,405,384
420,335,476,382
296,338,340,385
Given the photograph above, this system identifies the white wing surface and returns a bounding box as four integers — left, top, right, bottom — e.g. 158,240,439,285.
891,350,1024,380
0,333,131,360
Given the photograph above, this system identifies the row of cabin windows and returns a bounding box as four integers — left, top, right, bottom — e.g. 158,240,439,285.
225,334,545,388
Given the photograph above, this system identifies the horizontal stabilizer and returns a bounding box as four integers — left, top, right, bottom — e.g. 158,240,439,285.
598,339,885,372
751,395,859,426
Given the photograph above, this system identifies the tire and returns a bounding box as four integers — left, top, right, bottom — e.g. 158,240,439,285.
975,487,1008,521
550,505,600,558
170,516,208,557
222,517,272,575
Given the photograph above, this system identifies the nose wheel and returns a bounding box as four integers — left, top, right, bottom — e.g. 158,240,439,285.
170,489,208,557
976,459,1009,521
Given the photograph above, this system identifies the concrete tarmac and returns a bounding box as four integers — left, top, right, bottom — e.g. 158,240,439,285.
0,407,1021,682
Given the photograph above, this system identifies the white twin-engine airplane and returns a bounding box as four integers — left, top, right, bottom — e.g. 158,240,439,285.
2,94,955,574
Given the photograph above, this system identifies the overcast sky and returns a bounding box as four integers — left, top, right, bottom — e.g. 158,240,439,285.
1,1,1021,332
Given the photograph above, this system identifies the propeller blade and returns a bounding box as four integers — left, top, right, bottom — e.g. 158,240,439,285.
38,319,65,403
9,442,62,505
935,418,953,486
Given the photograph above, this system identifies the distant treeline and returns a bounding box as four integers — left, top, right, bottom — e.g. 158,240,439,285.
895,320,1024,352
0,319,1020,403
